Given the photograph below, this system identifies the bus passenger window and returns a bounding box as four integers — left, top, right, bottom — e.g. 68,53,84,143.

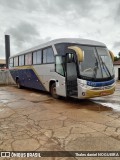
55,56,64,76
43,47,54,63
36,50,42,64
33,50,42,64
25,53,32,65
43,49,47,63
19,55,24,66
33,51,37,64
9,58,13,67
47,48,54,63
14,57,18,66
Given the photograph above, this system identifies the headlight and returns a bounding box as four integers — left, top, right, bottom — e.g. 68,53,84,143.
80,83,93,89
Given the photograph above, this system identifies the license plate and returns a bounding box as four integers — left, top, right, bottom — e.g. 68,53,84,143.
100,92,107,96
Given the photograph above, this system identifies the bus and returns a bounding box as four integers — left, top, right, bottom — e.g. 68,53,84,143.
9,38,115,99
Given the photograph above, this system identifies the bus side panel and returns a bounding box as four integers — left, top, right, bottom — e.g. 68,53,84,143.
10,69,46,91
33,64,66,97
33,64,55,92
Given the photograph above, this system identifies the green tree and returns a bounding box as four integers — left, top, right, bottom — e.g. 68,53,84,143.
118,52,120,59
114,56,119,61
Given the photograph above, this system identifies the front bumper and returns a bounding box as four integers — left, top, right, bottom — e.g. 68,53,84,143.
83,85,115,98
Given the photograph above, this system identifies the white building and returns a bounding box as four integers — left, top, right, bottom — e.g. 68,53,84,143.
114,60,120,80
0,59,6,69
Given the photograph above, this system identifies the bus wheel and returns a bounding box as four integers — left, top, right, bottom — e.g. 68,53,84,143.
16,79,22,89
50,83,59,99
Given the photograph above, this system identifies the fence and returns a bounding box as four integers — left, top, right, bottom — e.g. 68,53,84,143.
0,70,15,85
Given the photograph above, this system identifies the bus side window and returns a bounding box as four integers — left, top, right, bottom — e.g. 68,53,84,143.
43,47,54,64
33,50,42,64
55,56,64,76
47,47,54,63
36,50,42,64
43,49,47,63
33,51,37,64
25,53,32,65
14,57,18,67
19,55,24,66
9,58,13,67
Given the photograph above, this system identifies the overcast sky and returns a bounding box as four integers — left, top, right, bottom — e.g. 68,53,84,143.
0,0,120,59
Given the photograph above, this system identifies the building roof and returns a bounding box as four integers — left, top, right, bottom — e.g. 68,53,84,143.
0,59,6,64
10,38,106,58
114,59,120,65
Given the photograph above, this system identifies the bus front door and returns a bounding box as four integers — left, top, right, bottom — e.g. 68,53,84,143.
65,53,78,97
55,56,66,97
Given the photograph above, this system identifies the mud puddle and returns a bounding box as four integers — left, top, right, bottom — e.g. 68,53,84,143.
93,100,120,112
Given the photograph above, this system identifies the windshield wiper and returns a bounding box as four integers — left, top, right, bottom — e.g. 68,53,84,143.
99,57,111,77
93,57,99,79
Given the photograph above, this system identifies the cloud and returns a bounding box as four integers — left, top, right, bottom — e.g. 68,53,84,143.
5,21,53,56
44,0,95,17
0,0,40,12
0,44,5,59
0,0,96,17
117,3,120,14
5,21,40,50
0,0,120,58
113,41,120,48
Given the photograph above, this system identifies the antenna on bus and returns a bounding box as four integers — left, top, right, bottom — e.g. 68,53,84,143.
5,35,10,69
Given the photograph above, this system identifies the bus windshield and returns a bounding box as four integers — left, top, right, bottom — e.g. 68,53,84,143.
55,43,114,81
79,46,114,80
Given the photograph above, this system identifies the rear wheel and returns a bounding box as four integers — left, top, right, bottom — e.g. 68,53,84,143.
50,83,59,99
16,79,22,89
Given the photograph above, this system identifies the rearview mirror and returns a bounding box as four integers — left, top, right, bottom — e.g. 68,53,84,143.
109,50,114,62
68,46,83,62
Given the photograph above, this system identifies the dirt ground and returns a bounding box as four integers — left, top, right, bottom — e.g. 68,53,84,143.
0,83,120,160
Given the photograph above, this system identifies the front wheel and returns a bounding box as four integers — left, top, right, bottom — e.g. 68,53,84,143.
50,83,59,99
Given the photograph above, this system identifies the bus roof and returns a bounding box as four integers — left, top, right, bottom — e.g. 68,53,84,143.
10,38,106,58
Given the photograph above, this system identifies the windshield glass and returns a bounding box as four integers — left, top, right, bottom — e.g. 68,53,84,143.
96,47,114,78
79,46,114,80
55,43,114,81
79,46,102,79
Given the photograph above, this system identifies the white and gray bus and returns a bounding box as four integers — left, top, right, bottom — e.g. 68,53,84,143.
9,38,115,99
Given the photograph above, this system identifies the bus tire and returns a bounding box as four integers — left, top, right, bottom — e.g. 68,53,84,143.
50,83,59,99
16,79,22,89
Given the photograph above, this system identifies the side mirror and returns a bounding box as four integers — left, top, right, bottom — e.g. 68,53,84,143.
109,50,114,62
68,46,83,62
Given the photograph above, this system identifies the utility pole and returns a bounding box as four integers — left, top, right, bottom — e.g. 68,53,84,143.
5,35,10,68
